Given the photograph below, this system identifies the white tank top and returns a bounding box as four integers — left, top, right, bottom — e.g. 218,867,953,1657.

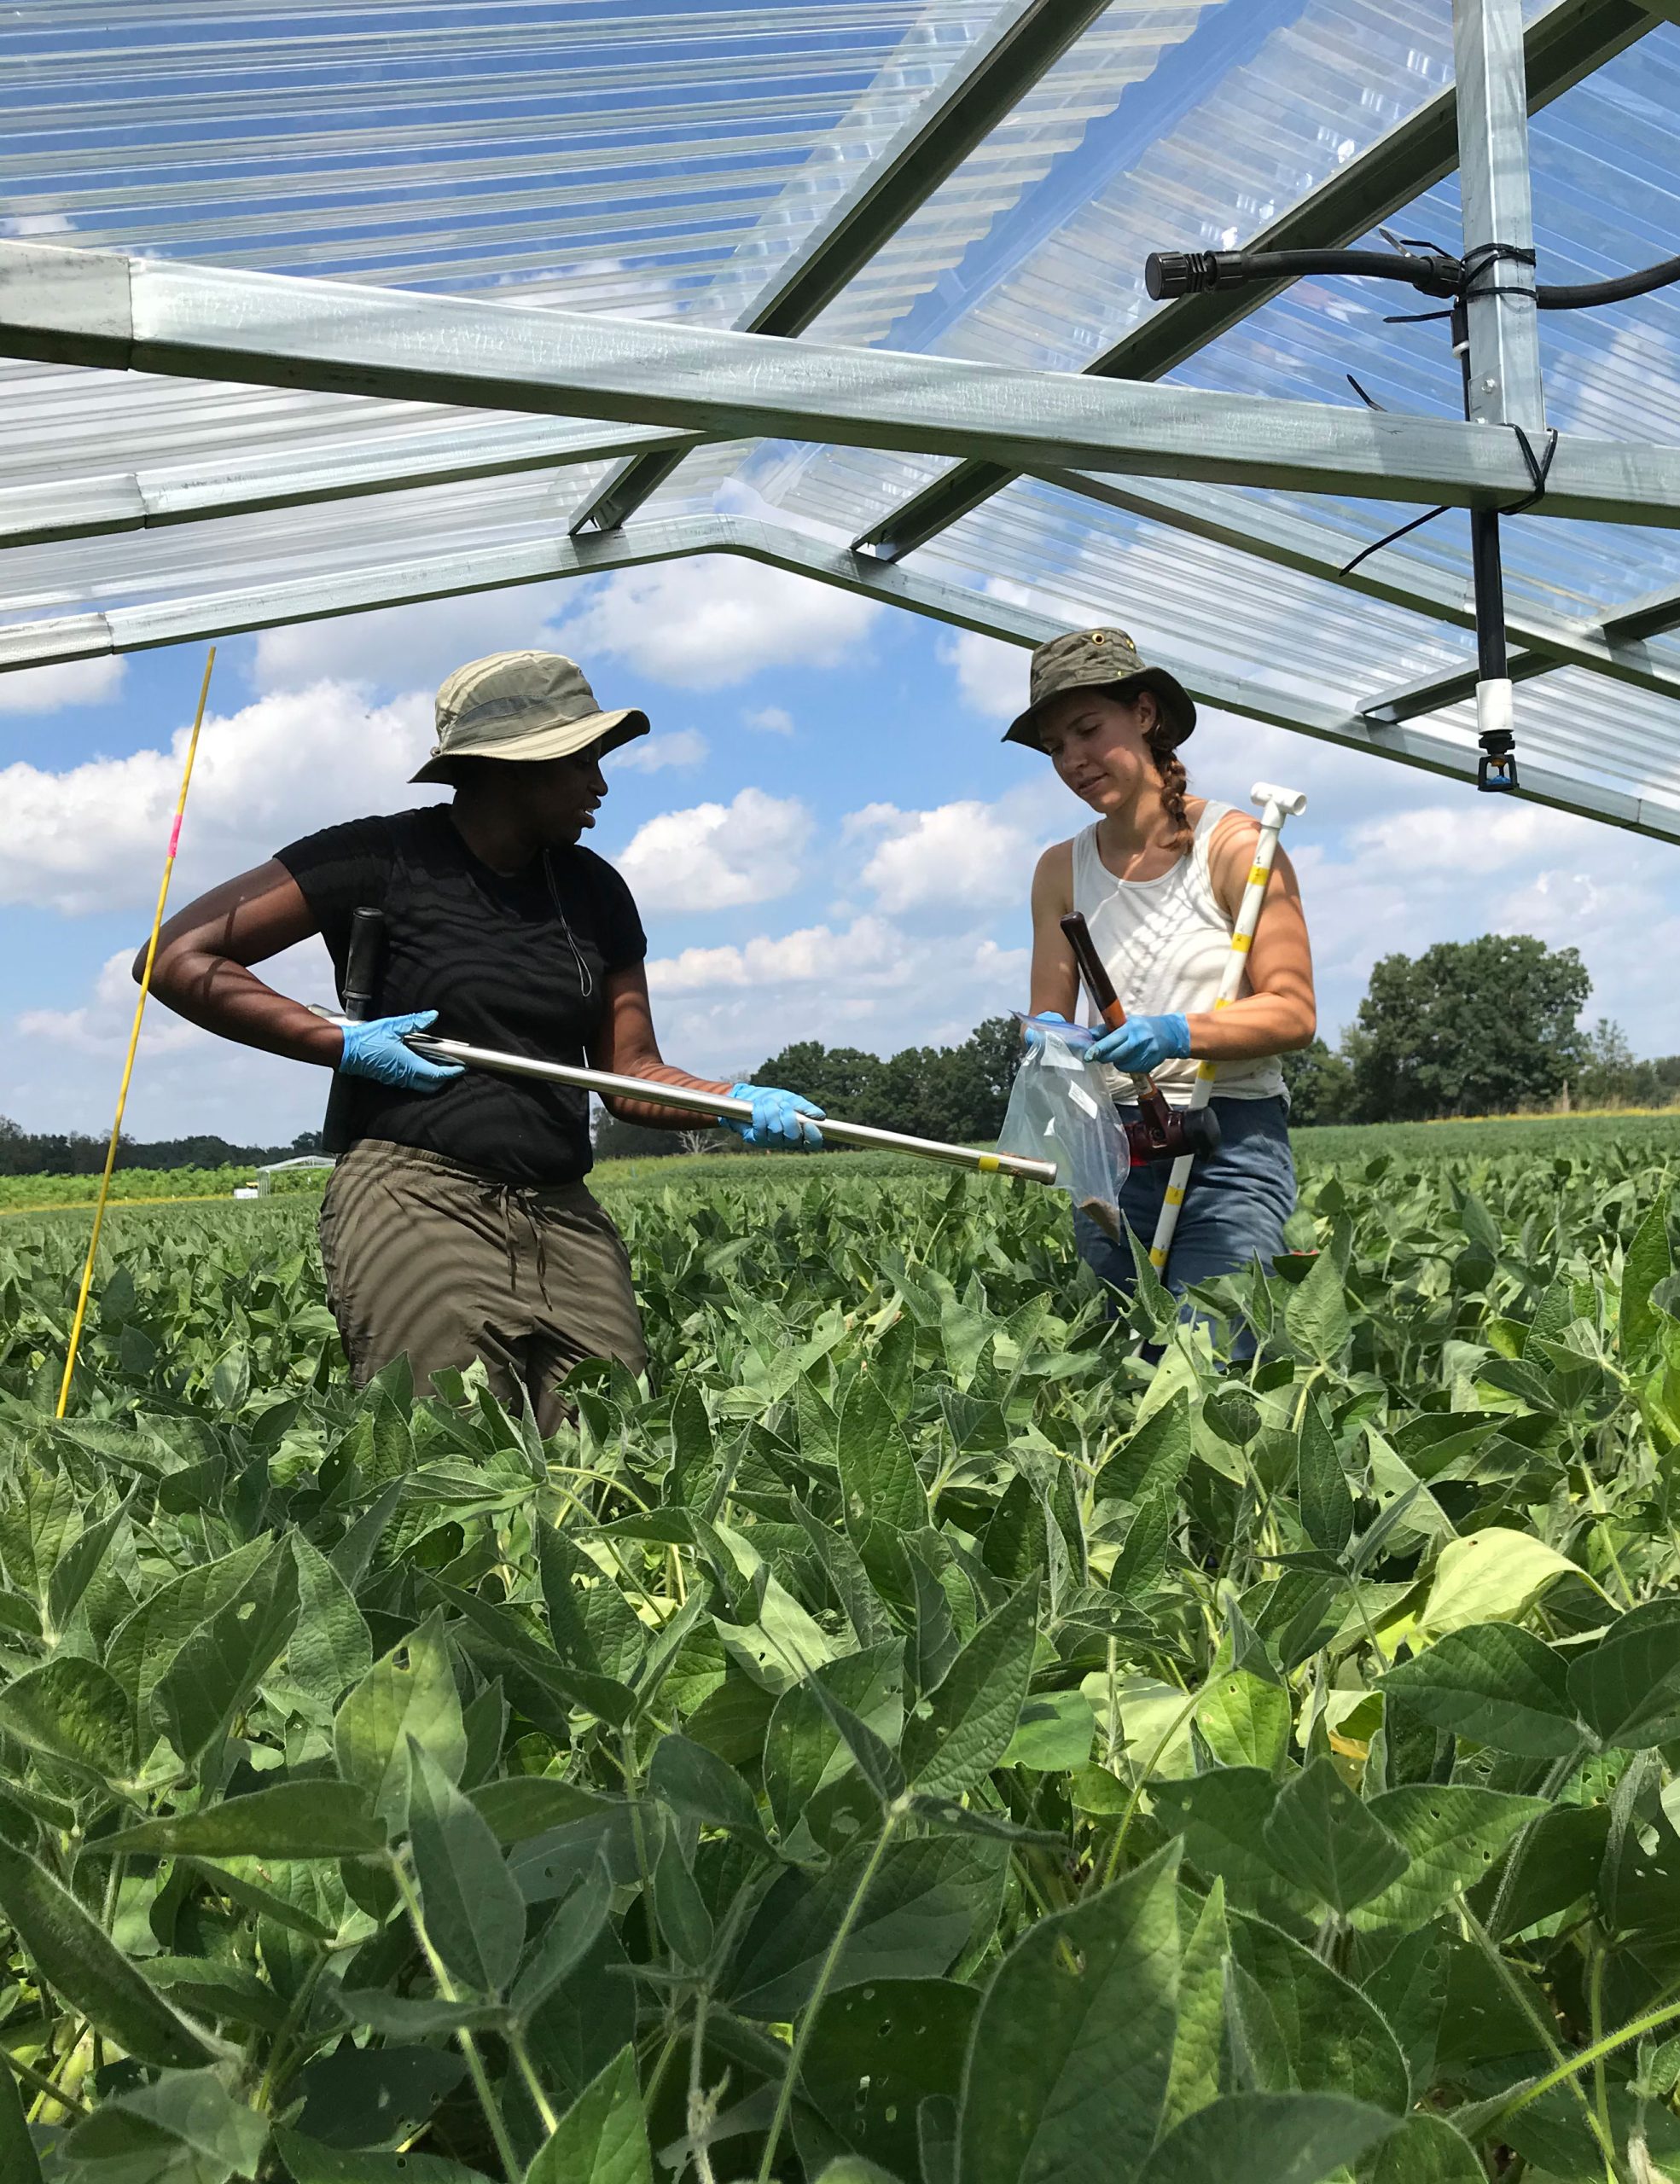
1072,801,1284,1107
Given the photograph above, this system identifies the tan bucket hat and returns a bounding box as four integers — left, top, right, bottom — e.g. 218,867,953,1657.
412,650,649,784
1004,627,1196,751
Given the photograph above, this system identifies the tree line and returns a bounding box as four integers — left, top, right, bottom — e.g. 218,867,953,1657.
6,932,1669,1171
1282,933,1680,1124
598,932,1680,1154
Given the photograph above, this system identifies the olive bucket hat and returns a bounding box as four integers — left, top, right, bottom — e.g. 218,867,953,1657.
411,650,650,783
1004,627,1196,752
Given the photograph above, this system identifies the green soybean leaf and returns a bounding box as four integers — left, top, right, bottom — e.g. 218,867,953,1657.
1149,1770,1303,1915
333,1609,465,1833
526,2044,652,2184
803,1977,978,2181
1567,1612,1680,1747
1138,2093,1398,2184
295,2047,464,2152
764,1644,905,1842
1196,1667,1292,1776
92,1778,387,1860
275,2129,489,2182
648,1730,769,1844
152,1544,300,1764
1416,1529,1580,1641
1261,1755,1410,1914
903,1579,1038,1797
838,1376,928,1543
46,1491,133,1639
513,1860,613,2018
1619,1194,1672,1359
1228,1909,1410,2112
1356,2113,1484,2184
470,1777,608,1847
63,2066,269,2176
1296,1403,1353,1559
1003,1687,1096,1773
956,1844,1181,2184
1284,1252,1352,1366
0,1837,214,2069
1160,1879,1228,2139
408,1737,525,1996
289,1536,373,1712
0,2052,41,2184
1381,1623,1580,1757
0,1655,136,1780
1353,1786,1548,1930
732,1834,1007,2022
652,1822,713,1967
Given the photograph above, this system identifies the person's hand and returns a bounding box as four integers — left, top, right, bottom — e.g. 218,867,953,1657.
1022,1010,1068,1054
1088,1013,1190,1076
723,1083,825,1147
338,1010,465,1092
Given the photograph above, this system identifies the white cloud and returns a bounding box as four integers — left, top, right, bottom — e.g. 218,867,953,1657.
253,589,567,695
611,728,708,774
745,705,794,735
1,680,437,915
939,628,1026,723
647,923,1032,1082
3,211,73,236
648,915,903,996
0,655,125,713
553,556,882,690
612,787,811,913
848,798,1047,915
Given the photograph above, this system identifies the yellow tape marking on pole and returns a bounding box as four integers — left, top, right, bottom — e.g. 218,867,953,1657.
1230,931,1253,952
1247,863,1270,886
1165,1185,1185,1206
56,648,217,1417
1148,1245,1168,1268
977,1153,1000,1173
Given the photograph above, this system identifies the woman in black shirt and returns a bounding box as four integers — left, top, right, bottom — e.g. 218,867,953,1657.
145,648,820,1431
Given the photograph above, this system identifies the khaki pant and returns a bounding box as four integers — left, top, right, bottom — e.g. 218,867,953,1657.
318,1138,648,1435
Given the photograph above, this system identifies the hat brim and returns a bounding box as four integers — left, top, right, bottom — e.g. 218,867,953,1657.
411,705,650,784
1004,668,1196,752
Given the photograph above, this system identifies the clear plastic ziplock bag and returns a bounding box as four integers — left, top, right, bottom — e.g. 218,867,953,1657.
997,1017,1129,1240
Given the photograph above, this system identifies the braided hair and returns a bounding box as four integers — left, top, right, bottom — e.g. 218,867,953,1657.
1099,677,1190,846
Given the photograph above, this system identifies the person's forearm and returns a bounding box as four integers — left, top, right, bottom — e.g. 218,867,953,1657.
602,1060,736,1133
1184,991,1315,1060
148,950,343,1067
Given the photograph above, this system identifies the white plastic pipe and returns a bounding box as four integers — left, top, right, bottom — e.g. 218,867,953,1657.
1145,781,1307,1274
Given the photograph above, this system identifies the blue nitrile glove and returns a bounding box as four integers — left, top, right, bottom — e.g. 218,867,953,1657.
1023,1010,1068,1054
338,1009,465,1093
723,1083,825,1147
1088,1012,1191,1076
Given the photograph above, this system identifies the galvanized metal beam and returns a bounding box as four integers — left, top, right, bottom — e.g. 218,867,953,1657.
855,0,1653,560
570,0,1116,535
1036,468,1680,707
0,508,1672,846
1454,0,1545,431
3,242,1680,524
0,417,703,550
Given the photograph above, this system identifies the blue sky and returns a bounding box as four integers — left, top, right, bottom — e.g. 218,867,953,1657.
7,551,1680,1147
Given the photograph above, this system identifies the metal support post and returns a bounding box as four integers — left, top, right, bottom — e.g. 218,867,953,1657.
1454,0,1547,792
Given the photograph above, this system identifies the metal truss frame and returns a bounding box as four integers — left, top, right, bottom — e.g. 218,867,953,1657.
2,511,1674,845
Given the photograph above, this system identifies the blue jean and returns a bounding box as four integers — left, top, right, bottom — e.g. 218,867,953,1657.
1072,1095,1296,1312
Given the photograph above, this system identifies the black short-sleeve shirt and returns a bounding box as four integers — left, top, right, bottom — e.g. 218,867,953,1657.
276,808,646,1186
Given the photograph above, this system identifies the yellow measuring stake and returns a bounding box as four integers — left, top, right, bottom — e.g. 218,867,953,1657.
56,648,217,1417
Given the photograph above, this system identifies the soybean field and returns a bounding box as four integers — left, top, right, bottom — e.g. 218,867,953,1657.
0,1123,1679,2183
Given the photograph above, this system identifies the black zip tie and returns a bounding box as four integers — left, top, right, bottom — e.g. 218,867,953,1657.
1341,502,1450,578
1385,306,1455,325
1502,421,1559,516
1460,241,1537,297
1346,372,1385,411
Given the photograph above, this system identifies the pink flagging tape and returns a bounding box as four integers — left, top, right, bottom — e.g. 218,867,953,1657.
166,815,183,861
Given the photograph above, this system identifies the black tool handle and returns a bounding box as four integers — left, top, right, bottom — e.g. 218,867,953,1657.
1059,911,1177,1152
322,907,385,1156
1059,912,1125,1026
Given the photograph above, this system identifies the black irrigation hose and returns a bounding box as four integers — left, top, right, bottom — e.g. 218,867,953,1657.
1145,245,1680,311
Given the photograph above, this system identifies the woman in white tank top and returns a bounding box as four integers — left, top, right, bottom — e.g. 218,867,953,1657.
1009,627,1317,1317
